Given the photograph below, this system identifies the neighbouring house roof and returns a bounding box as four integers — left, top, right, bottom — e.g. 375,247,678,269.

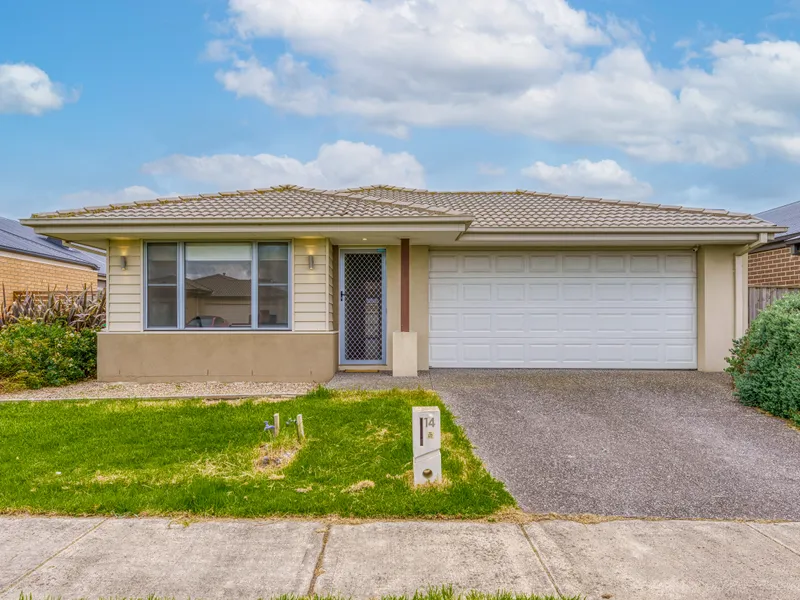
188,274,251,297
756,200,800,240
0,216,105,273
25,185,778,232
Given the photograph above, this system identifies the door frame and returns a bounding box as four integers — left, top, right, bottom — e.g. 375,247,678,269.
339,248,388,365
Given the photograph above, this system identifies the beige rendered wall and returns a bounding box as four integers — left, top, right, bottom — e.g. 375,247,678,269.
107,240,142,332
384,244,429,370
697,245,742,372
0,250,98,300
97,331,338,382
410,246,429,369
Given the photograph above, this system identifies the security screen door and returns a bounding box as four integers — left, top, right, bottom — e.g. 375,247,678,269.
340,250,386,364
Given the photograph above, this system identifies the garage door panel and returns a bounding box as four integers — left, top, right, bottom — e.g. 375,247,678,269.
429,250,697,369
429,310,696,338
431,338,695,369
430,251,696,278
665,254,696,273
496,255,526,272
430,277,695,306
530,255,559,272
429,282,458,301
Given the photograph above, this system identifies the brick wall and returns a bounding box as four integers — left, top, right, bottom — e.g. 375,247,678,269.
748,246,800,287
0,252,98,300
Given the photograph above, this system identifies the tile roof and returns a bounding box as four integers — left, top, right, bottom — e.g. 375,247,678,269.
188,274,251,298
27,184,778,231
0,216,105,273
340,186,775,230
756,200,800,238
31,186,465,221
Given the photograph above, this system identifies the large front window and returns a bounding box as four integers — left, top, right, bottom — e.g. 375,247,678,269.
145,242,291,330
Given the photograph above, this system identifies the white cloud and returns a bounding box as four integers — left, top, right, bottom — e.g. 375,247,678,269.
61,186,162,207
521,158,653,200
212,0,800,167
0,63,73,115
752,134,800,162
142,140,425,190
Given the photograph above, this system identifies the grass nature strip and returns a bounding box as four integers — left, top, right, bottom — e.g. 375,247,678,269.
0,388,514,518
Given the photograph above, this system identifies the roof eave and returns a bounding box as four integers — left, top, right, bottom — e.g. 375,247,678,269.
465,226,787,234
21,215,473,227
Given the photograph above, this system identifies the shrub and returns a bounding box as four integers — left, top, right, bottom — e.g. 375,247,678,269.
0,287,105,331
0,320,98,390
726,292,800,420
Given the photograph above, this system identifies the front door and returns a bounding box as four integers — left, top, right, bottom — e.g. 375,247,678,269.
340,249,386,365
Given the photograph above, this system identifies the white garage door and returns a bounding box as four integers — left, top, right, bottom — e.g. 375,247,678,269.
429,250,697,369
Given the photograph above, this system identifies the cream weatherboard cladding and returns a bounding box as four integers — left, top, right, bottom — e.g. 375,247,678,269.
293,239,330,331
106,239,333,333
428,250,697,369
107,240,142,332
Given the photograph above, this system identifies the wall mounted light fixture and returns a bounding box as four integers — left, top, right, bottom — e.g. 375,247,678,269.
121,256,128,271
308,255,315,270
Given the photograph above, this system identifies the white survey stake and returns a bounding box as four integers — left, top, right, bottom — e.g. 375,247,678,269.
412,406,442,485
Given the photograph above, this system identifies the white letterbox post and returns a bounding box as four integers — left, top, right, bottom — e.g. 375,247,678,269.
412,406,442,485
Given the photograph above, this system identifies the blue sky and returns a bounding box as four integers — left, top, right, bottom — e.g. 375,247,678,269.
2,0,800,218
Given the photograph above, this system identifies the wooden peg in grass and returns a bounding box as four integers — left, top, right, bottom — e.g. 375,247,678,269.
296,414,305,441
274,413,280,436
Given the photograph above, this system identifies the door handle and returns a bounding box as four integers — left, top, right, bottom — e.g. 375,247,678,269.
340,291,346,301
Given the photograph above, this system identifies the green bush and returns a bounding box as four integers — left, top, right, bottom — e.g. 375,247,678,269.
726,292,800,420
0,320,98,390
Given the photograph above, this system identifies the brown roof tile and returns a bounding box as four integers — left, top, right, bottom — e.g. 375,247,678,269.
340,186,775,229
31,186,463,221
29,184,777,230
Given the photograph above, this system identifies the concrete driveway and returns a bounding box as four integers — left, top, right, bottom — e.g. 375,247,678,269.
330,370,800,520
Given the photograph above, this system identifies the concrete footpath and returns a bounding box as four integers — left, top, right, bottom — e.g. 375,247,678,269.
1,517,800,600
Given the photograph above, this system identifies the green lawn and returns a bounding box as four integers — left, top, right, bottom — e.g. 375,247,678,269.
0,388,515,518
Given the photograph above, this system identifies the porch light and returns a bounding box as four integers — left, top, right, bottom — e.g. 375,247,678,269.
121,256,128,271
308,255,315,270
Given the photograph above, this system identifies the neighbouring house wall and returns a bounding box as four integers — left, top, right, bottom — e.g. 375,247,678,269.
0,250,98,299
97,331,338,382
293,238,331,331
748,246,800,287
697,245,741,372
107,240,142,332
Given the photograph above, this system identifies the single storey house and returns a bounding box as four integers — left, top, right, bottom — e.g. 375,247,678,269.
0,216,105,302
23,185,782,382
